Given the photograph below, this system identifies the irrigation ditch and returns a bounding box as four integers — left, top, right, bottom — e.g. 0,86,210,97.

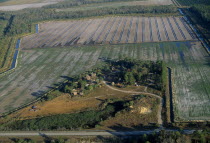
36,24,39,34
167,67,174,123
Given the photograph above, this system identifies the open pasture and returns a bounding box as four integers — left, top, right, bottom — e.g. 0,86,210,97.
0,41,209,121
21,16,196,49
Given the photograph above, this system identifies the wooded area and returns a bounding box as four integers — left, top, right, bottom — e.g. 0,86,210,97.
190,5,210,24
44,0,146,9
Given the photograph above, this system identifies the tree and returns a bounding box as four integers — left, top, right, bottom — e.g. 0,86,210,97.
78,80,87,90
124,72,136,85
86,85,93,91
136,72,142,81
63,85,72,93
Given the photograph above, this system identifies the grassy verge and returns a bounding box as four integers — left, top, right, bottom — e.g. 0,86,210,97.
0,37,16,73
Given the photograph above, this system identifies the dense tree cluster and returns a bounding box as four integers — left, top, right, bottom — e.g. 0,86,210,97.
44,0,143,9
190,5,210,24
41,58,165,102
59,72,102,97
102,59,165,91
177,0,210,26
177,0,210,6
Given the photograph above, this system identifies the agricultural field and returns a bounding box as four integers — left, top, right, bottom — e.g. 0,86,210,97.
0,40,209,121
21,16,195,49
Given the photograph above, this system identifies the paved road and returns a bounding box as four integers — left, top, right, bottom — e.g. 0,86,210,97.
0,131,154,136
0,129,195,137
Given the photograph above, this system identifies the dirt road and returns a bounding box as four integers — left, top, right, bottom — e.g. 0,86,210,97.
102,81,163,125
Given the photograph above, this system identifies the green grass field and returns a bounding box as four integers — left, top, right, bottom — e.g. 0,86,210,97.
0,41,209,121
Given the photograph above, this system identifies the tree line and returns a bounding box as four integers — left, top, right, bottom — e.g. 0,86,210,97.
101,58,165,91
44,0,146,9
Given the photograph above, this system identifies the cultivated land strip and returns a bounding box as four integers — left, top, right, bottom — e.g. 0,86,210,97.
21,16,195,49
